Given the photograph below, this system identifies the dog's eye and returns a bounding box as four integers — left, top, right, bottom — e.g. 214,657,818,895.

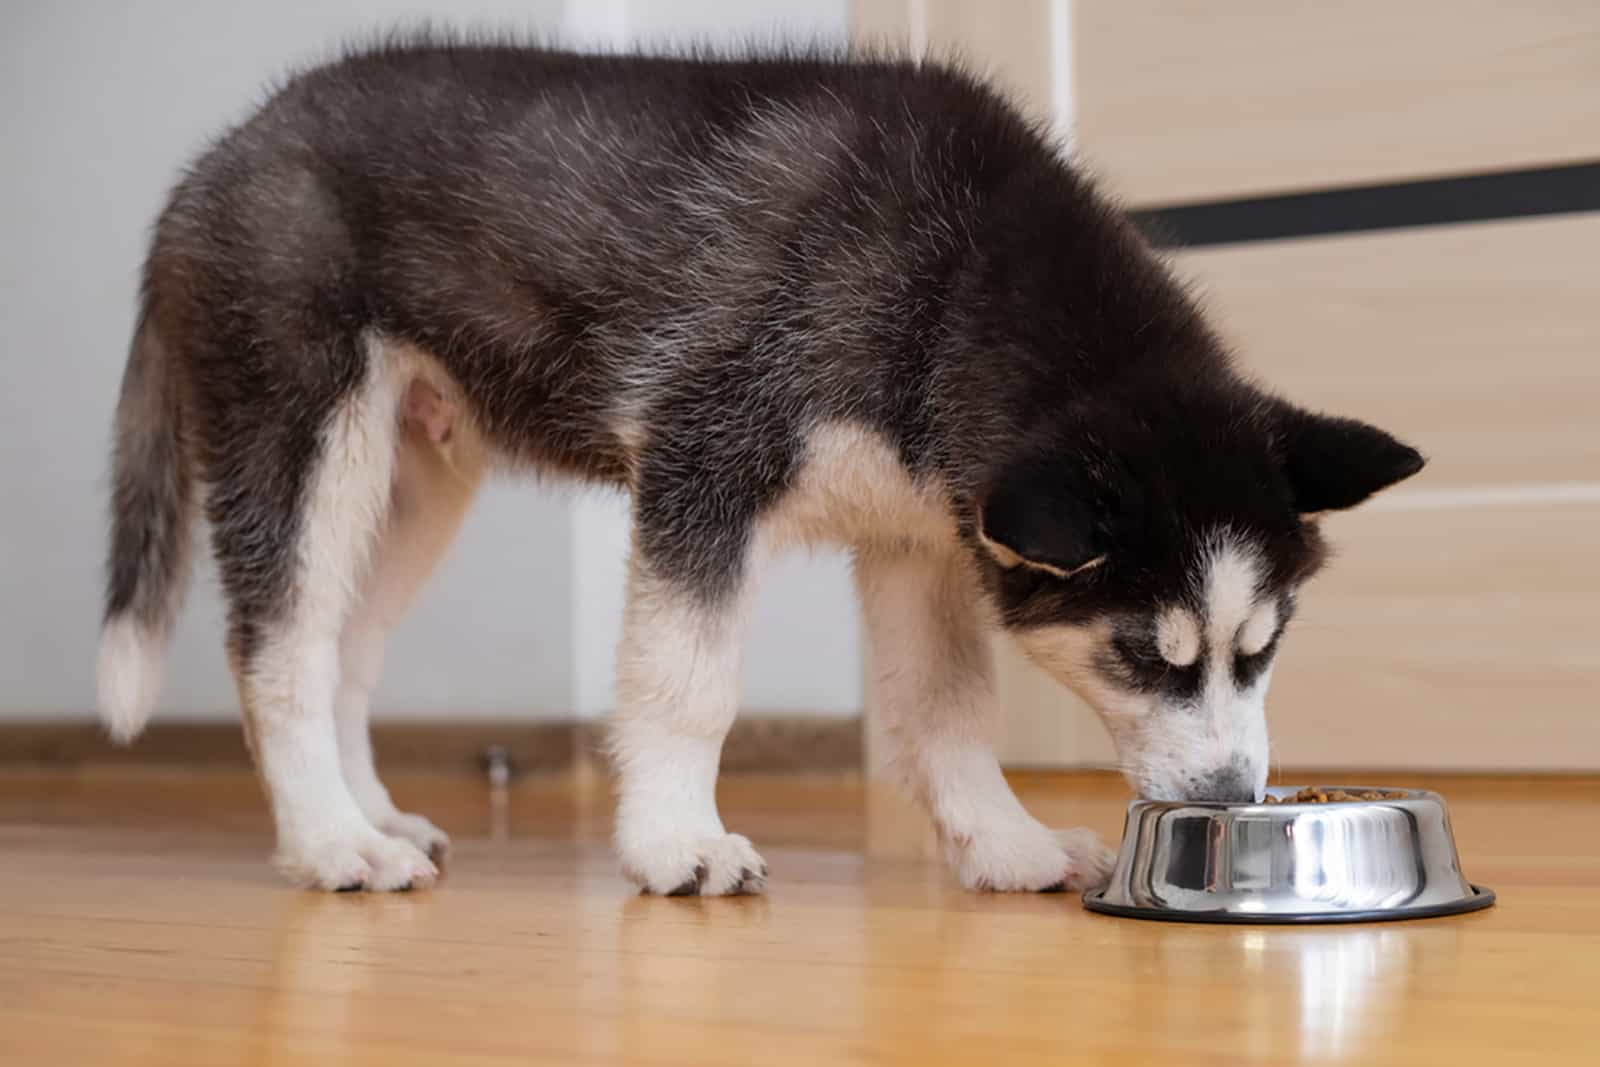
1233,628,1285,689
1233,593,1295,688
1109,630,1202,701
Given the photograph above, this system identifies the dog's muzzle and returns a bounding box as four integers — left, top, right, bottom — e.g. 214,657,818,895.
1186,763,1259,803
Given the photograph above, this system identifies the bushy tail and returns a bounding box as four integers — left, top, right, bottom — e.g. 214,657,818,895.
97,308,194,742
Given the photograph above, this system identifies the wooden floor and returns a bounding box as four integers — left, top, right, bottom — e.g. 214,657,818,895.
2,769,1596,1066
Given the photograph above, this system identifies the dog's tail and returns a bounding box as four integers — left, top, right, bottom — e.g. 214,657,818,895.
97,304,195,743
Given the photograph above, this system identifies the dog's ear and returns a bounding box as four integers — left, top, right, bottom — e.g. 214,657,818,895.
977,457,1107,578
1276,406,1426,514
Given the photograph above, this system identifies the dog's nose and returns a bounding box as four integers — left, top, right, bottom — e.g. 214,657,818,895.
1188,764,1257,803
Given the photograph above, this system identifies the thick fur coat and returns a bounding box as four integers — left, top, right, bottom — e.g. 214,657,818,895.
100,40,1423,894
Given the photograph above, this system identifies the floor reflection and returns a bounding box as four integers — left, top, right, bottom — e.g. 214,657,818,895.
259,892,433,1063
1102,917,1464,1061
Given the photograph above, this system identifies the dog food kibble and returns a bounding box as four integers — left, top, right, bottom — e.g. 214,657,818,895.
1261,787,1407,804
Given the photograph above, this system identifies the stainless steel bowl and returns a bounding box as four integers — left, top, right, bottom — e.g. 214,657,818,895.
1084,786,1494,924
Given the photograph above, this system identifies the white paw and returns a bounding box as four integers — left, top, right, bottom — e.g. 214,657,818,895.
275,833,440,892
1051,827,1117,891
378,811,451,864
620,832,768,896
950,821,1114,893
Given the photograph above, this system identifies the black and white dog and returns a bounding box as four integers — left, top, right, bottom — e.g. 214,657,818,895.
98,41,1423,895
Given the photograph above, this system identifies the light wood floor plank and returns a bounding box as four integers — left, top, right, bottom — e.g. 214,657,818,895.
1,770,1595,1065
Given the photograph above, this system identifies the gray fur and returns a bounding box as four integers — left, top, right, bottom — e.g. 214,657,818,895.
105,314,193,636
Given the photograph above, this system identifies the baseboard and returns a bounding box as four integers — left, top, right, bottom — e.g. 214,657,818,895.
0,714,864,776
8,723,1584,782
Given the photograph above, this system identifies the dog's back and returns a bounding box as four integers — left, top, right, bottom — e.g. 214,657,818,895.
119,40,1174,643
146,43,1063,476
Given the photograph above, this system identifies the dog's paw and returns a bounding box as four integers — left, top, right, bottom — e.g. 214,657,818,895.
274,833,439,892
951,821,1114,893
378,811,451,865
1044,827,1116,892
621,832,768,896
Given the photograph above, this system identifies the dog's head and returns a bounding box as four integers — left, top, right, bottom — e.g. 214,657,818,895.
976,386,1422,802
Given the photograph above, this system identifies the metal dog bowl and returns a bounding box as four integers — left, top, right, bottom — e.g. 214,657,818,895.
1084,786,1494,924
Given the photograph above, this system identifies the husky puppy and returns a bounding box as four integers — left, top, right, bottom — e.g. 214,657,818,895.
98,40,1423,895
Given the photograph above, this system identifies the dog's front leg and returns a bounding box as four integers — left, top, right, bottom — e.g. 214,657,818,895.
608,547,767,896
855,550,1114,892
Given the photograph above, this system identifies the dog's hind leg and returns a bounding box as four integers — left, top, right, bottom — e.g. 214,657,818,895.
334,408,486,864
215,334,436,892
854,549,1115,892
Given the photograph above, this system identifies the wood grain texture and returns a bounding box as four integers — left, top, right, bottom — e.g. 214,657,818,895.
2,769,1596,1066
1265,501,1600,771
1173,213,1600,490
1072,0,1600,205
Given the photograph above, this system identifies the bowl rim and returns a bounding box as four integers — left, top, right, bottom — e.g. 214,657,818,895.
1126,785,1443,812
1081,883,1496,925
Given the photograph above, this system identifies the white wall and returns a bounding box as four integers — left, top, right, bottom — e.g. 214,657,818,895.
0,0,859,722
